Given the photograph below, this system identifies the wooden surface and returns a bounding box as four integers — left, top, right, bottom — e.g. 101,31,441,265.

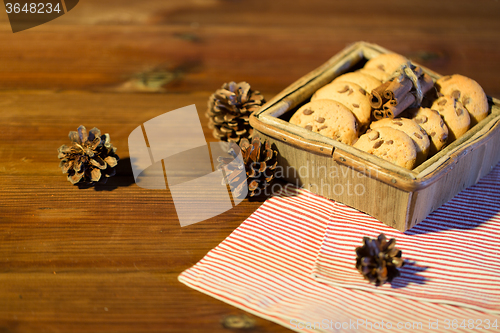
1,1,500,332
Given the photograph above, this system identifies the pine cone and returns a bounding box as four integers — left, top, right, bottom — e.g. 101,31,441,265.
217,136,278,198
207,81,265,144
355,233,404,286
57,125,119,185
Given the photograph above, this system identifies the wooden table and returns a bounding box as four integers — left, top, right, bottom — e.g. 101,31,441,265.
1,1,499,332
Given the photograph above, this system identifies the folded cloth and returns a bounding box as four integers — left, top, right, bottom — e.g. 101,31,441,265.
179,184,499,333
312,166,500,314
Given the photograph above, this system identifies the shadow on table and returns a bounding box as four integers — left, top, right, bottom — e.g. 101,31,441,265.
390,259,428,289
78,157,135,191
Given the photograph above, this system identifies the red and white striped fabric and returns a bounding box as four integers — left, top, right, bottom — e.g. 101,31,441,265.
312,167,500,314
179,168,500,333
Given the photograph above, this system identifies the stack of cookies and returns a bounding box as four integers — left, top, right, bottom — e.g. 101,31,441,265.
289,53,490,169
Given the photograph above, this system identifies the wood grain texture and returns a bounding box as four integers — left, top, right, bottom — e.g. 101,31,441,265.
1,0,500,332
0,0,499,95
0,92,280,333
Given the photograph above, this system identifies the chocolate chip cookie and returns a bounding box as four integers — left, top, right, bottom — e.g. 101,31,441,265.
354,127,417,169
358,68,391,83
363,53,410,81
370,118,430,166
289,99,358,145
332,71,382,93
431,95,471,143
436,74,489,126
311,81,372,129
404,107,449,156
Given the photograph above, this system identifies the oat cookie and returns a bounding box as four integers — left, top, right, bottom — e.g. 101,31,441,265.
289,99,358,145
358,68,391,82
311,81,372,129
436,74,489,126
363,53,409,81
371,118,430,166
332,71,382,93
431,95,471,143
404,107,449,156
353,127,417,169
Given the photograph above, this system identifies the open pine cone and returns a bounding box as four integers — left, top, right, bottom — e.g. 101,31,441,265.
217,136,278,198
57,125,119,185
207,81,265,144
355,233,404,286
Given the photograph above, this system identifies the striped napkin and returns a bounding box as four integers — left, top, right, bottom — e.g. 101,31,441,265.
179,177,499,332
312,167,500,314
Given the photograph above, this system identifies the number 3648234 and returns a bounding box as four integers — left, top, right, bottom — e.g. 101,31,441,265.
5,3,62,14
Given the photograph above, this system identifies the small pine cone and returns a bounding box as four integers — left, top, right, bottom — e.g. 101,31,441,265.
355,233,404,286
217,136,278,198
57,125,119,185
206,81,265,144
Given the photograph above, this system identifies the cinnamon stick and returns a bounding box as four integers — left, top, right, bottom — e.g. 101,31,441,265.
389,73,434,107
373,110,385,120
418,73,434,95
370,81,391,109
383,93,416,118
383,76,413,102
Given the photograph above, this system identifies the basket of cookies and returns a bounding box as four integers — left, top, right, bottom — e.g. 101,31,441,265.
250,41,500,231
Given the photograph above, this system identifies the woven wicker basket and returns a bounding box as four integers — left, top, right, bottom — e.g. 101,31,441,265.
250,41,500,231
